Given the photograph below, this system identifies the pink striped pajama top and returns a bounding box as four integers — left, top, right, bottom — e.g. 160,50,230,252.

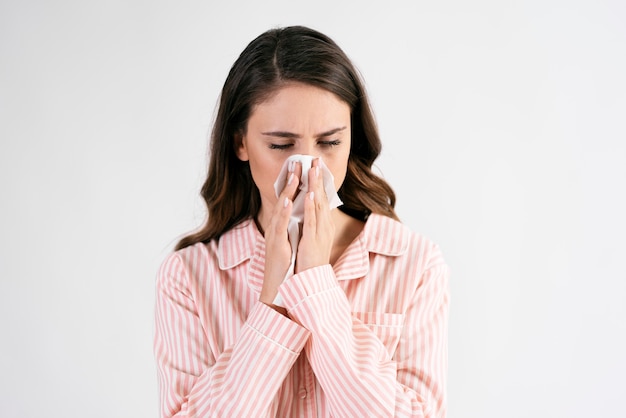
154,213,449,417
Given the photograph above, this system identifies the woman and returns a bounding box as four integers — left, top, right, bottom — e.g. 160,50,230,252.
154,26,449,417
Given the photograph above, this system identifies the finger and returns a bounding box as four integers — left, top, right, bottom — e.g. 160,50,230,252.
310,158,328,201
292,161,303,199
309,160,335,242
309,158,319,191
309,158,329,212
277,162,301,209
267,195,293,243
303,189,317,235
277,196,293,233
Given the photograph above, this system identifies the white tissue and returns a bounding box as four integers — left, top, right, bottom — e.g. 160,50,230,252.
271,154,343,307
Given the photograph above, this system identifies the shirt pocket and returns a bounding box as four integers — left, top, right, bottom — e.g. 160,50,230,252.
351,311,405,355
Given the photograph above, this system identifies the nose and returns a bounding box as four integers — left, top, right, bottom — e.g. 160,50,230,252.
299,140,319,158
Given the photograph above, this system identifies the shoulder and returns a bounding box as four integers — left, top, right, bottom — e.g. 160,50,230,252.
364,213,447,271
156,219,259,288
156,241,217,290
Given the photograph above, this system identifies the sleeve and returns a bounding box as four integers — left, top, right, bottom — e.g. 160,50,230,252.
277,246,450,417
154,252,311,417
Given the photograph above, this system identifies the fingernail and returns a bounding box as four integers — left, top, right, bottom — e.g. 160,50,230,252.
309,192,314,201
288,160,294,172
287,173,294,185
315,166,320,177
284,197,289,207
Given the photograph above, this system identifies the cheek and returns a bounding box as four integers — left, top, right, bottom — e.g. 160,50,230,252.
249,157,284,197
327,157,350,191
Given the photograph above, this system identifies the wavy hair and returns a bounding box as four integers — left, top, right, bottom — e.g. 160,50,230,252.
176,26,397,250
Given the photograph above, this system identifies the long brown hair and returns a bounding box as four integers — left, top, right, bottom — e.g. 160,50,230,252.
176,26,398,250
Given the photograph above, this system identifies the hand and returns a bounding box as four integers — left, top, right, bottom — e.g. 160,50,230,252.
259,162,302,308
295,158,335,273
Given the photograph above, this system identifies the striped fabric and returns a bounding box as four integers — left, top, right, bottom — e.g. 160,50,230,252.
154,214,449,417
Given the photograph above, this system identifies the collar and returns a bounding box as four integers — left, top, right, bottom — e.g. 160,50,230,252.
217,214,410,293
217,218,262,270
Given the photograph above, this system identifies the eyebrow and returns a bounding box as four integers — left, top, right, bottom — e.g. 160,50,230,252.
261,126,347,139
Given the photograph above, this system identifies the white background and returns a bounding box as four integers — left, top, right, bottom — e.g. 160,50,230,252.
1,1,625,417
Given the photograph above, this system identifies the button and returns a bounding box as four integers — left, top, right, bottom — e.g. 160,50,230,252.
299,388,307,399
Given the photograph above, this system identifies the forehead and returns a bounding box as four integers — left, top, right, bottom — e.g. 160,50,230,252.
248,83,350,129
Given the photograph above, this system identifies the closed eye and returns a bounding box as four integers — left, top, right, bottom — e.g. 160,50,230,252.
268,143,293,150
318,140,341,147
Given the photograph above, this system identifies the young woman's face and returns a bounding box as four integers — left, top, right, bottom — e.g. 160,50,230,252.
236,83,352,221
